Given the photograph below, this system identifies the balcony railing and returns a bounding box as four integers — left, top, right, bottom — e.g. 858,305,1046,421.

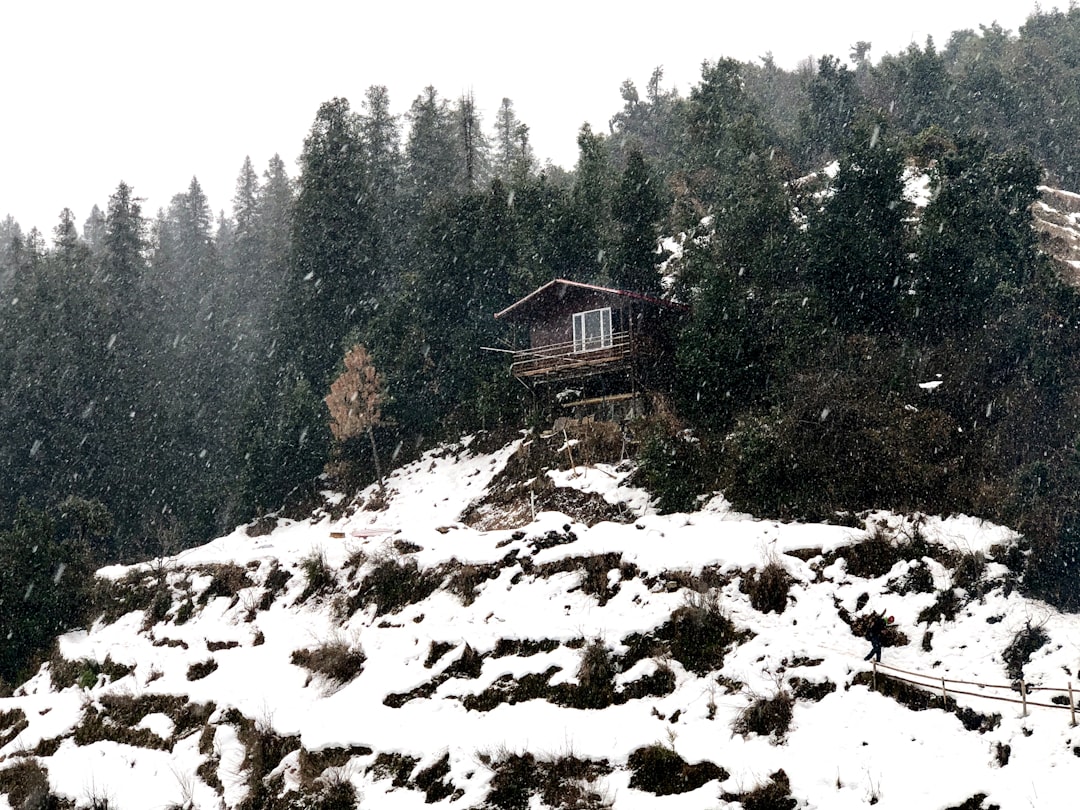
509,331,632,379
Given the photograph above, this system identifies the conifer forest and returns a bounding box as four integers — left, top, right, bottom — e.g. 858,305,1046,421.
4,10,1080,683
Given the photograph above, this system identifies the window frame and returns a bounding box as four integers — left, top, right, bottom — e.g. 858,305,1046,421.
572,306,613,353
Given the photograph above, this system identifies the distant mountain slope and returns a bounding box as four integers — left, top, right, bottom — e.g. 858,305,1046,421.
0,433,1076,809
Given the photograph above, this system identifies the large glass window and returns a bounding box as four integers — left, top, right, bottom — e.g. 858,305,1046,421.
572,307,612,352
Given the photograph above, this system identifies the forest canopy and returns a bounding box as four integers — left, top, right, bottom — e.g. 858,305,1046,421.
3,8,1080,683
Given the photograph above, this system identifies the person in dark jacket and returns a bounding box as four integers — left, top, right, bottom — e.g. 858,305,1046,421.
863,611,894,662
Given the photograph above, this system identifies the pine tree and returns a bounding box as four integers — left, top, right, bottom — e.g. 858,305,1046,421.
403,86,461,217
284,97,375,388
805,118,910,333
610,149,666,295
492,97,534,184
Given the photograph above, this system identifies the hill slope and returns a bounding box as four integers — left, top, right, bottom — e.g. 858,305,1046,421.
0,433,1077,810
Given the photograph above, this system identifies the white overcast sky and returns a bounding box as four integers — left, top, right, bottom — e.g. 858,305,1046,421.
1,0,1043,235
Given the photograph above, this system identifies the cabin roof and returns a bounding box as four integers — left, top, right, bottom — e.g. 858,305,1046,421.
494,278,687,322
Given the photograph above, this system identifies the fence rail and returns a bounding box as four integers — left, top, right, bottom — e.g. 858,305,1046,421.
871,660,1078,725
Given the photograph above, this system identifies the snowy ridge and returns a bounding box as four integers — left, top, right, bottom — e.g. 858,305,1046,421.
0,435,1078,809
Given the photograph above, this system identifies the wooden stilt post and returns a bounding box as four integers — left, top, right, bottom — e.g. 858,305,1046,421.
1069,682,1076,727
562,429,578,475
872,660,877,692
1020,680,1028,718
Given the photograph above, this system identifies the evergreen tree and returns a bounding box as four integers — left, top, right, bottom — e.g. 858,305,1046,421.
610,149,666,295
805,119,910,332
0,503,94,683
797,56,864,168
492,97,534,184
916,138,1042,331
284,97,374,388
569,123,614,281
403,86,462,217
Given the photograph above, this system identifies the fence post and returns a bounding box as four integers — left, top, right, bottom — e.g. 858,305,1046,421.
941,677,948,702
872,660,877,692
1070,682,1076,727
1021,680,1028,718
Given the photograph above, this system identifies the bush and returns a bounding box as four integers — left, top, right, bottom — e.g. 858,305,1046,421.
482,751,612,809
187,659,218,681
724,769,798,810
48,654,133,691
952,550,987,593
297,549,334,603
661,591,740,676
917,589,961,625
893,562,935,595
637,432,713,514
842,526,907,579
731,691,795,740
444,561,498,606
743,560,793,614
0,759,72,810
291,639,366,685
197,563,254,605
1003,622,1049,681
626,744,727,796
572,640,616,709
350,557,439,616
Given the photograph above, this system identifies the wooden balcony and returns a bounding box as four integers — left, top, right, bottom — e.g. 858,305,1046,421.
509,331,633,380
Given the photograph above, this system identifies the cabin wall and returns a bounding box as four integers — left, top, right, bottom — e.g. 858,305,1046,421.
526,290,634,348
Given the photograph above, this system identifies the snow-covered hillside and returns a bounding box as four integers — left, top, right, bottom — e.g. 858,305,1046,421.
0,432,1077,810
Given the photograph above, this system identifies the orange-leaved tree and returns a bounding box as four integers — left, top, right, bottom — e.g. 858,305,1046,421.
324,345,385,491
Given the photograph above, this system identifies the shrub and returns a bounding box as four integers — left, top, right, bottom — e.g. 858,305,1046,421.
626,744,727,796
743,560,793,614
197,564,254,606
291,639,366,685
917,589,961,625
48,654,133,691
842,525,906,579
298,549,334,603
350,557,439,616
444,561,498,606
724,769,798,810
1003,622,1049,681
637,432,712,514
258,564,292,611
788,677,835,703
142,585,173,630
893,562,935,595
572,640,616,709
225,710,300,810
0,708,28,749
482,752,612,810
187,659,218,681
661,591,740,675
952,551,987,592
0,759,72,809
731,690,795,740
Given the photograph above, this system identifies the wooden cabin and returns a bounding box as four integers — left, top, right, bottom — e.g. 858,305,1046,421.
494,279,686,409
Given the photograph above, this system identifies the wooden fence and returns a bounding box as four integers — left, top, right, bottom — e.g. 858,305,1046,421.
871,660,1078,725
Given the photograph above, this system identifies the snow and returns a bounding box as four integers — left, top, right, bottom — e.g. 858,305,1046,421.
0,436,1076,809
